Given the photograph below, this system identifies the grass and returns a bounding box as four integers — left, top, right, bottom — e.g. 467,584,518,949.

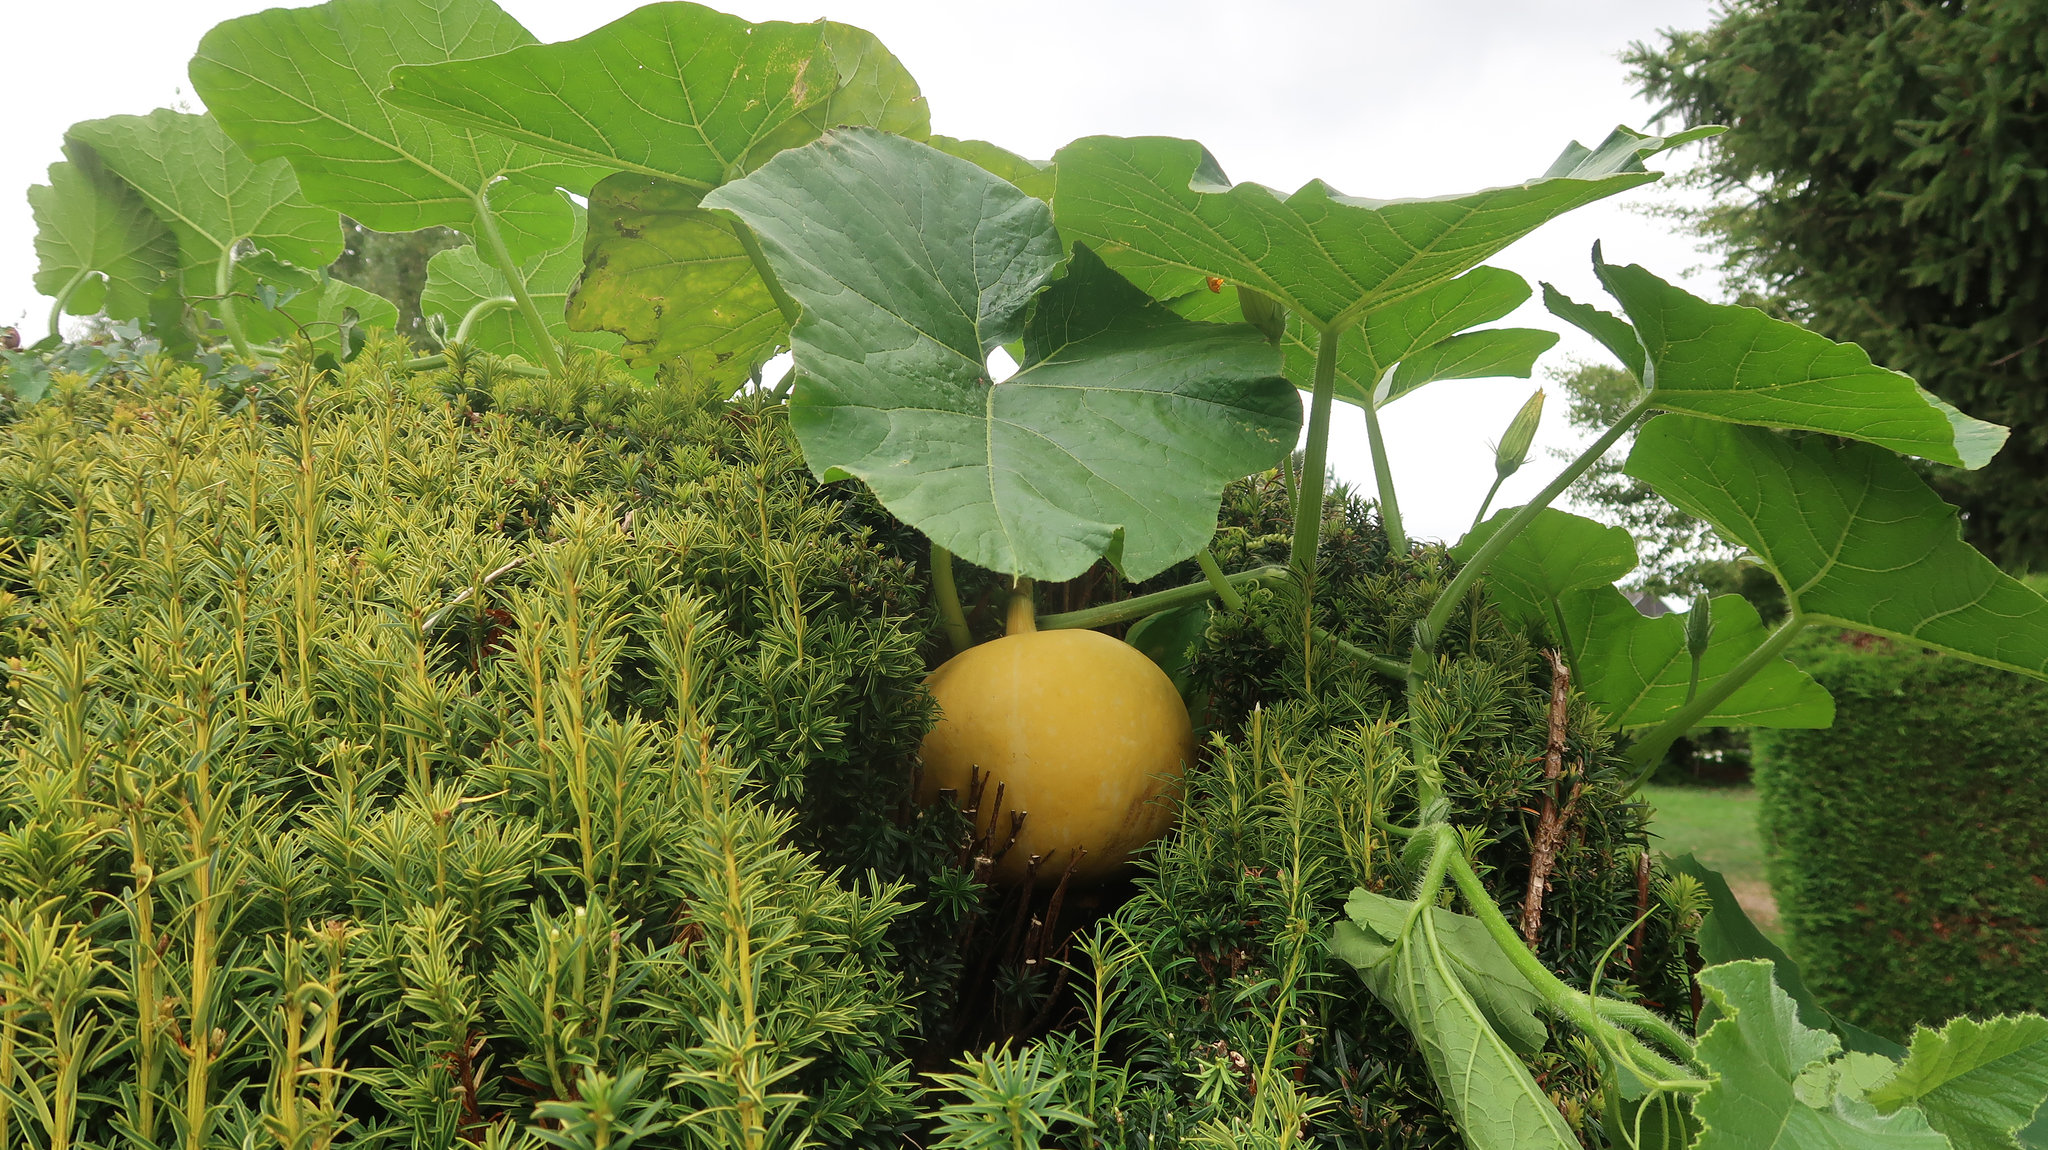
1643,783,1780,935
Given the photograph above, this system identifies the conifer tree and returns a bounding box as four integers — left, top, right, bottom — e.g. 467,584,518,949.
1631,0,2048,568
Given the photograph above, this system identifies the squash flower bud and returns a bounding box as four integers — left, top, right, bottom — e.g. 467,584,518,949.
1494,388,1545,479
1686,591,1714,663
1684,591,1713,703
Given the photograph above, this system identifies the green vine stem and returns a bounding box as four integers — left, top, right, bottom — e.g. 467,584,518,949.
1318,627,1410,681
1440,834,1704,1089
1624,610,1808,784
1195,548,1246,612
1006,576,1036,636
455,295,516,344
403,352,548,378
1407,820,1459,914
1468,470,1510,535
931,543,973,655
44,268,93,343
471,197,567,376
1361,383,1408,552
1411,395,1655,672
1037,565,1290,631
214,243,252,358
730,217,801,327
1289,326,1343,571
1589,996,1699,1066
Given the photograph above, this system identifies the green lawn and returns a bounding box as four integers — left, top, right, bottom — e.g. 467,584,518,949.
1642,784,1779,935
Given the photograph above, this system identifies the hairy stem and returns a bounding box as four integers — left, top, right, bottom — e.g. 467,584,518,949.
472,198,566,376
1520,650,1576,947
1443,841,1697,1084
1037,565,1289,631
1289,326,1342,570
1625,610,1808,785
931,543,973,654
1195,548,1245,611
1414,396,1653,669
1361,384,1407,552
1590,997,1699,1066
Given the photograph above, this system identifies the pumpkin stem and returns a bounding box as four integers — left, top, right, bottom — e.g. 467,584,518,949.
1006,577,1037,636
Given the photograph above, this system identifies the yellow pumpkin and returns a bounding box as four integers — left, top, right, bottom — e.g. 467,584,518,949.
919,597,1193,885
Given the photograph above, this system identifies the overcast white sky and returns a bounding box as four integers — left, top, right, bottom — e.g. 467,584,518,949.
0,0,1721,545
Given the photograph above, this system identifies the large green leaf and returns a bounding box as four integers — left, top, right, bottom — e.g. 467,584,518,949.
63,111,343,343
422,194,622,363
1453,508,1638,623
929,135,1054,200
384,3,924,188
1171,265,1548,405
1552,249,2006,468
1565,587,1833,730
1331,900,1577,1150
1869,1016,2048,1150
188,0,605,256
64,111,339,289
1627,417,2048,677
383,2,928,380
1052,125,1713,334
1335,888,1548,1054
1453,509,1830,730
1383,327,1558,404
29,155,178,324
568,175,786,381
1693,961,1950,1150
703,128,1296,582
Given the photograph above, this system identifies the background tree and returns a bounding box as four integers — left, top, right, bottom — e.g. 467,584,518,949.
1555,360,1785,620
1628,0,2048,570
326,219,465,341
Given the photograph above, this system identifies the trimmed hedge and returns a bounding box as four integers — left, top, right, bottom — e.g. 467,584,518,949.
1752,635,2048,1038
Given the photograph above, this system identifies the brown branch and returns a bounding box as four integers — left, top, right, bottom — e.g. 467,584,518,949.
1520,649,1577,948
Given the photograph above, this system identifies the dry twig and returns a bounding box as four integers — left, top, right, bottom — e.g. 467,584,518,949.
1520,649,1585,947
